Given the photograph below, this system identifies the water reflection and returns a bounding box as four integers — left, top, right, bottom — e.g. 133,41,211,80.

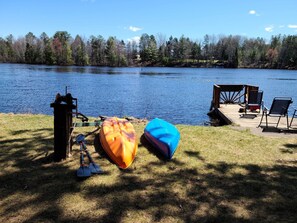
27,65,181,76
269,78,297,81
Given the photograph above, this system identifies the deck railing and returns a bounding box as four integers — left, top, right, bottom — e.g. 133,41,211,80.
210,84,259,110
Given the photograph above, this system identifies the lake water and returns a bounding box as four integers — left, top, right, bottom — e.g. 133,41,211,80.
0,63,297,125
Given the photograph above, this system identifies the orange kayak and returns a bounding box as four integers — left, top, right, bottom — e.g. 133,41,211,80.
99,117,138,169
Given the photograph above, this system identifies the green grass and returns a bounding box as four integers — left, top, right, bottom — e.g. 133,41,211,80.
0,113,297,222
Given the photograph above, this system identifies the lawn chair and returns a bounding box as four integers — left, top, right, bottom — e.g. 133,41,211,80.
258,97,293,129
245,90,263,115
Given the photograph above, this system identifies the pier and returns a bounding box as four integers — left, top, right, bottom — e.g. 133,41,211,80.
208,84,297,135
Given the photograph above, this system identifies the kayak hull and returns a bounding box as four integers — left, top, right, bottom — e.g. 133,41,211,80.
99,117,137,169
144,118,180,159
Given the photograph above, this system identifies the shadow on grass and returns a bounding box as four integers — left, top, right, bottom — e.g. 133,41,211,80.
184,150,206,162
140,134,169,161
0,127,72,222
0,128,297,222
81,160,297,223
279,143,297,154
93,133,119,168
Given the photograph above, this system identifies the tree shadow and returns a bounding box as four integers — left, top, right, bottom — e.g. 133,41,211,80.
93,133,108,158
78,159,297,223
1,126,297,222
280,143,297,154
0,127,74,222
184,150,206,162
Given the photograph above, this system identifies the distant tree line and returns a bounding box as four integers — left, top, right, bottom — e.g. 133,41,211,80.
0,31,297,69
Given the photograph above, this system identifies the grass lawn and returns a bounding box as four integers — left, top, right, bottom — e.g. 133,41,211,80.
0,113,297,223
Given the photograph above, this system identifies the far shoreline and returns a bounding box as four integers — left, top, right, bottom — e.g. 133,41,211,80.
1,62,296,70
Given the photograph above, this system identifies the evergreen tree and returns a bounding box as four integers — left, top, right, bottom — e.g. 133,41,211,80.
191,42,201,61
89,35,106,66
71,35,89,66
0,37,8,62
279,35,297,68
53,31,72,65
139,33,150,63
6,34,15,62
25,32,37,64
105,37,117,66
40,32,55,65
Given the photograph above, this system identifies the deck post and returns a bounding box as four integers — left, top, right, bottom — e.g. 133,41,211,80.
213,84,221,109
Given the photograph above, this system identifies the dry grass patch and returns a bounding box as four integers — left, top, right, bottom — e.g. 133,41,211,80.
0,113,297,222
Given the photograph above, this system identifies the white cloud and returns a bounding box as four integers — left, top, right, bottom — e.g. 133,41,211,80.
129,26,142,32
249,10,260,16
265,25,274,32
127,36,140,44
288,24,297,29
249,10,256,15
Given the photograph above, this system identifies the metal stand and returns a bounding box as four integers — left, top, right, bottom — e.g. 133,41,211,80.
50,91,103,162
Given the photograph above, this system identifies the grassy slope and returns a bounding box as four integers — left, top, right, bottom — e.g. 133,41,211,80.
0,113,296,223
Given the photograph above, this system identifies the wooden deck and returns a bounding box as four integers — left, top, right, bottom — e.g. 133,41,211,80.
215,104,297,135
208,84,297,136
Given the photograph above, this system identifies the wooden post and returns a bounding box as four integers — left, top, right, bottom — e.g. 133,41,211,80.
213,84,221,109
50,93,76,161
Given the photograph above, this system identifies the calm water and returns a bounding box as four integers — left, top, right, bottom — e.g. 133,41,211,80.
0,63,297,125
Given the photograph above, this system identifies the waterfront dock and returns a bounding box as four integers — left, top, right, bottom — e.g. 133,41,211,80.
208,84,297,135
217,104,294,129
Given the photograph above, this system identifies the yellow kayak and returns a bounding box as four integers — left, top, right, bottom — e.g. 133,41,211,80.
99,117,138,169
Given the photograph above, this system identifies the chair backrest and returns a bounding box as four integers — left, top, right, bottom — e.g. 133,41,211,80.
269,97,293,115
248,90,263,105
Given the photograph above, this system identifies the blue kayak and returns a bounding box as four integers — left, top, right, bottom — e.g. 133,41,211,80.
144,118,180,159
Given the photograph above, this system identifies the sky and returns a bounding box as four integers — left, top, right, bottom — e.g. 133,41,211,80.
0,0,296,43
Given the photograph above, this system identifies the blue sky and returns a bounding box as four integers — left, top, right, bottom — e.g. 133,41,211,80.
0,0,296,42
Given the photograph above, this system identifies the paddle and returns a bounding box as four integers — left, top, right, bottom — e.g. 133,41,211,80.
76,139,91,178
76,134,103,174
82,143,104,174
